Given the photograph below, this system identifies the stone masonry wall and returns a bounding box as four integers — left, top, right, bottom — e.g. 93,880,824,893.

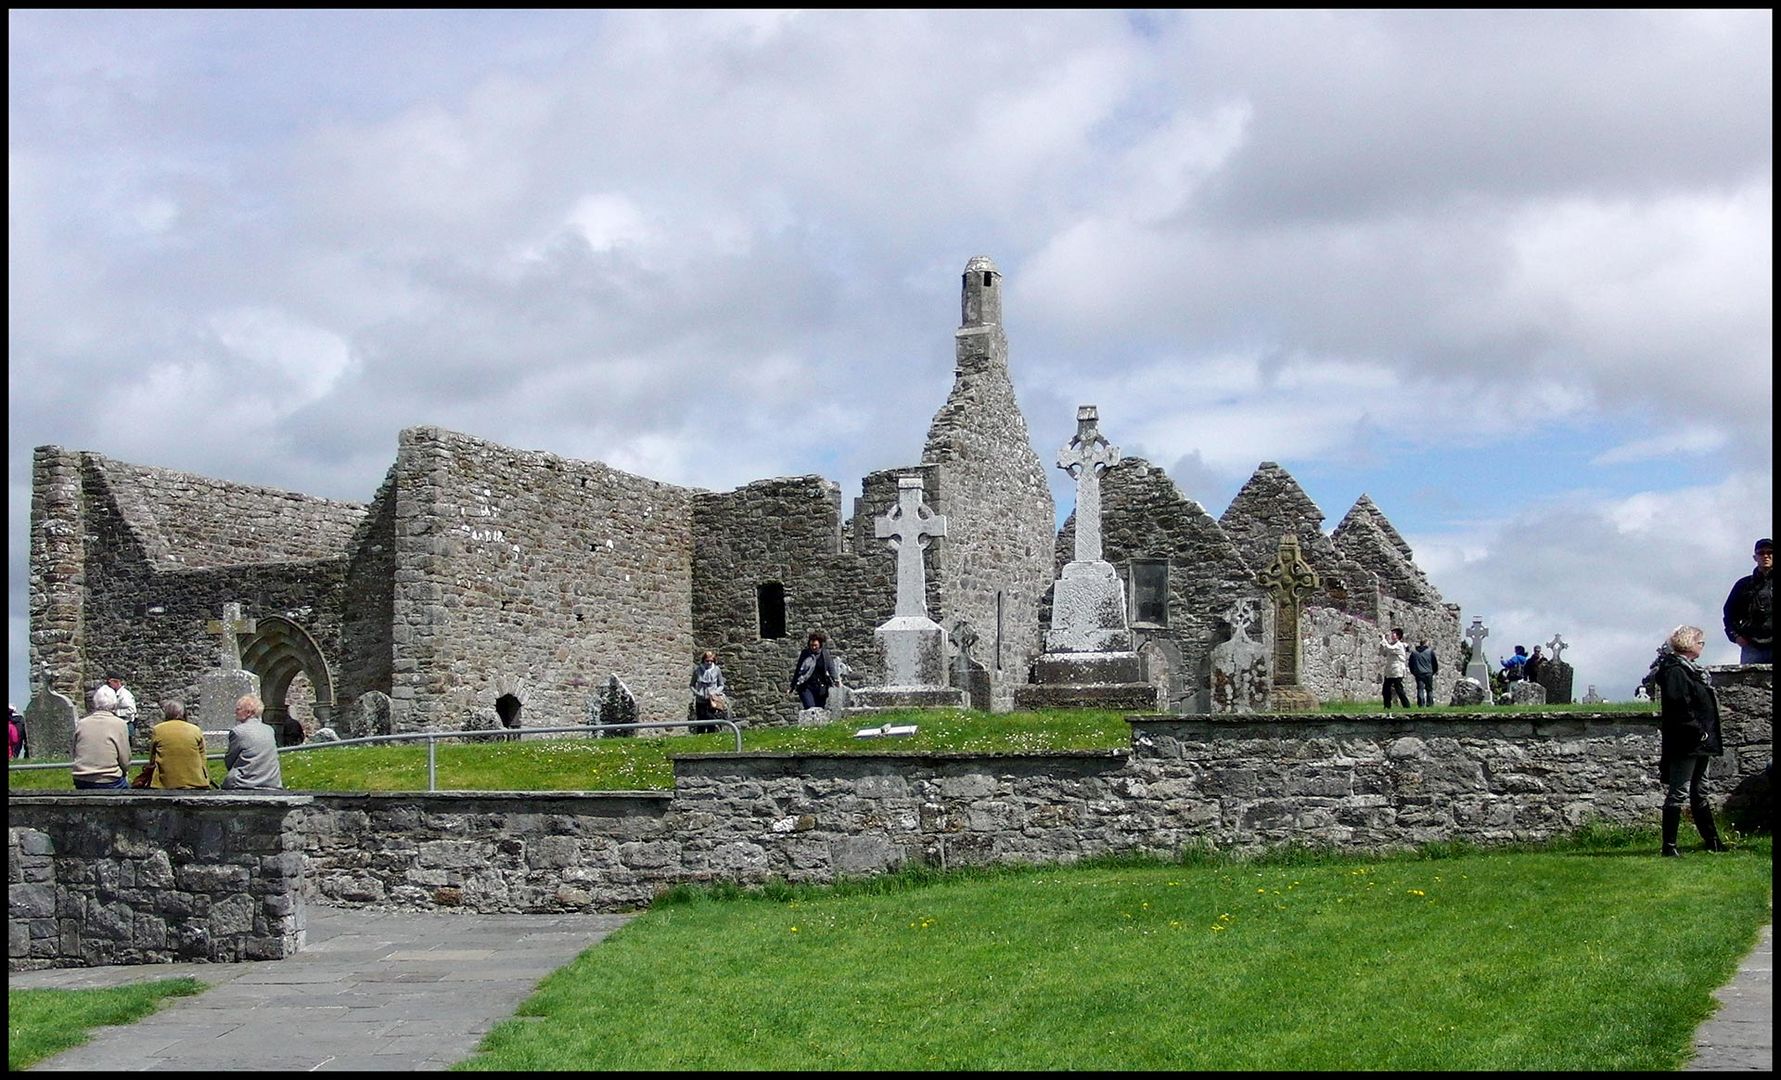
9,794,308,970
337,468,399,708
693,476,891,726
390,427,695,732
28,447,86,704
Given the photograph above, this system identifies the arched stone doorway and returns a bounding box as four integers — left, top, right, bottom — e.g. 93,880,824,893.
239,616,337,746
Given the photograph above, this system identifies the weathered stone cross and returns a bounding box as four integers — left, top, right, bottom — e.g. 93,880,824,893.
1465,618,1489,662
1546,634,1567,664
1057,405,1120,564
875,476,947,619
207,602,257,671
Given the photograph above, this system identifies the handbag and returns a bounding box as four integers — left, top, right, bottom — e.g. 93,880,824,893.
131,761,155,789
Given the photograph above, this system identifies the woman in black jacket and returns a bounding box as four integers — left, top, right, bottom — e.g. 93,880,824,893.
1650,625,1727,856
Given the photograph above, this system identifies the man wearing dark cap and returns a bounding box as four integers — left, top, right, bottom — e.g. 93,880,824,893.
1723,538,1773,663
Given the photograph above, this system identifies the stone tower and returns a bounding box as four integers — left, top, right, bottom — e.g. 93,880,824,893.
919,256,1056,710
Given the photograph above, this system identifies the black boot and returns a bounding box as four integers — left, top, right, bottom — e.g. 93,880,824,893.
1661,806,1683,857
1692,801,1729,852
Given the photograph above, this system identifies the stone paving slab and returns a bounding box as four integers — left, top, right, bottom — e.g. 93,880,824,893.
1686,922,1773,1072
12,908,633,1072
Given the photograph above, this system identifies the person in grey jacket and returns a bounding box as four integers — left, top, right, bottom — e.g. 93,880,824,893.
223,694,284,790
1407,638,1440,707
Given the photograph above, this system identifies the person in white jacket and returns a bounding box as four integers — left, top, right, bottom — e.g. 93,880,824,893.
105,672,139,743
1379,629,1411,710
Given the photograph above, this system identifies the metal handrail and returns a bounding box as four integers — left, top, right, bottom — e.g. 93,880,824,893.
6,719,743,792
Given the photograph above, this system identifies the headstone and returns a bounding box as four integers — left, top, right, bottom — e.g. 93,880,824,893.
197,603,261,734
849,477,965,712
1536,657,1575,705
1209,599,1269,713
949,620,992,711
1256,534,1321,711
309,726,341,743
1633,685,1651,702
1582,685,1604,704
1545,634,1568,665
1014,407,1161,712
1509,680,1548,706
24,672,78,762
346,691,394,739
1463,618,1493,687
797,706,833,727
1449,677,1489,707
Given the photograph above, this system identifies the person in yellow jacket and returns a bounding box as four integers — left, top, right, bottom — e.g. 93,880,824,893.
145,700,211,789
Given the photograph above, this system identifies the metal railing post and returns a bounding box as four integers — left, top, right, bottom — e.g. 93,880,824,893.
427,736,437,792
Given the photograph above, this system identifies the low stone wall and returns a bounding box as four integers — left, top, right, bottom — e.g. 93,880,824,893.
11,671,1771,968
1710,663,1773,828
9,793,309,970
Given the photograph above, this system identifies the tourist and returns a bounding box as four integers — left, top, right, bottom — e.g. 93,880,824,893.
690,650,729,734
1524,645,1546,685
1378,628,1411,709
72,685,131,790
8,703,25,760
105,672,139,744
223,694,284,790
791,631,840,710
144,700,210,790
1649,625,1727,856
1408,638,1439,707
1722,537,1773,664
1499,645,1528,682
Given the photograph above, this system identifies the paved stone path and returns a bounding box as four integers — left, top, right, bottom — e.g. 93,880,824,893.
11,908,633,1072
1686,921,1773,1072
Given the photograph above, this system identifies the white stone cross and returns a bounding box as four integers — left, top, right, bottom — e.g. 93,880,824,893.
1546,634,1567,664
1465,617,1489,660
875,477,947,619
1057,405,1120,564
207,602,257,671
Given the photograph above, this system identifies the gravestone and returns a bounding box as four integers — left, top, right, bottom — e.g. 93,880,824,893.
1210,599,1269,713
345,691,394,739
1450,677,1489,707
1463,618,1494,688
949,620,992,712
1581,685,1604,704
849,477,966,712
1256,534,1320,712
1536,633,1574,704
198,603,262,734
24,672,77,762
1509,680,1548,706
1014,407,1161,711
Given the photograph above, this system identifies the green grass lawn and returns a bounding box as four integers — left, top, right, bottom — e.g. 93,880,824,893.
456,834,1772,1071
7,703,1657,793
8,978,205,1071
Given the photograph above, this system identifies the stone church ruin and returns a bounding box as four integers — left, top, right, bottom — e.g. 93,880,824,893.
29,257,1462,735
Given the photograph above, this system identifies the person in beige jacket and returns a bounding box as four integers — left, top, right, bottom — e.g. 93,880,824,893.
72,685,131,790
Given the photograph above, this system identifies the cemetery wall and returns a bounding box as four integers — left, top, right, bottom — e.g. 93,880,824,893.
389,427,696,732
9,794,308,970
29,450,361,733
692,476,894,727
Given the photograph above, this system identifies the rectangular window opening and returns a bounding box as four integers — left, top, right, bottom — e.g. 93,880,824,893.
757,582,787,640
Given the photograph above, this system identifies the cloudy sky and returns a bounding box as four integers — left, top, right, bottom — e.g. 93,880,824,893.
9,10,1772,706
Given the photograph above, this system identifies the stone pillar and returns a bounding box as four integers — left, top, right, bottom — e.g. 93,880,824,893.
29,447,87,705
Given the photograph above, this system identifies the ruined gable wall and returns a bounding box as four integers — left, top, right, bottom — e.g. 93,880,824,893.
389,427,695,732
694,475,892,727
921,333,1054,710
1058,458,1269,711
52,453,356,721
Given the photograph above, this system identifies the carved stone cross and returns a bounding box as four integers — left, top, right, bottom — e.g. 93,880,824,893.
1465,618,1490,662
875,477,947,619
1546,634,1567,664
206,602,257,671
1057,405,1120,564
948,619,978,663
1256,533,1320,687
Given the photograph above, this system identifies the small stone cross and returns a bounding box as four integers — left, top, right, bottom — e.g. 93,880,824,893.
1546,634,1567,664
875,476,947,619
206,602,257,671
949,619,978,663
1057,405,1120,564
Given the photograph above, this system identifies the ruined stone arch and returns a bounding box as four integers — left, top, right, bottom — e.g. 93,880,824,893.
239,616,337,736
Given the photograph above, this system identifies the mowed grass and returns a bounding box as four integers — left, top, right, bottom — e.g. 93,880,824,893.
8,978,206,1071
457,835,1772,1072
6,703,1654,793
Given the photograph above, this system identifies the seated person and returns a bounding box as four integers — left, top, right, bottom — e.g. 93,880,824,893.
72,685,131,790
146,699,211,789
223,694,284,791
